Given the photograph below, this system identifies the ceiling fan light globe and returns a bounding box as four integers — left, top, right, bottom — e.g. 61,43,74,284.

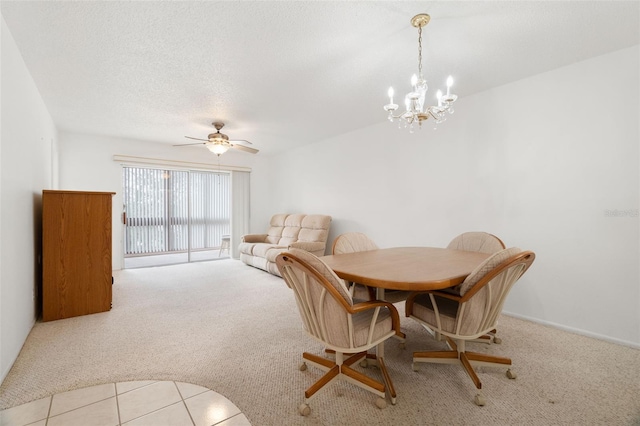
207,144,229,155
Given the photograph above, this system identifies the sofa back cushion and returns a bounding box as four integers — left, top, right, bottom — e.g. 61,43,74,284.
264,214,331,246
265,214,289,244
279,214,306,245
298,215,331,244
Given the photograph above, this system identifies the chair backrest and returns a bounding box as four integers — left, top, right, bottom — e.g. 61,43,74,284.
455,248,535,336
332,232,379,254
276,248,356,348
447,232,505,254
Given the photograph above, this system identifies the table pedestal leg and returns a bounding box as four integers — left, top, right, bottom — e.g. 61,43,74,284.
373,287,397,404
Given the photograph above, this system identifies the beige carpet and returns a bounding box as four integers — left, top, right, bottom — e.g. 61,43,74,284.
1,259,639,425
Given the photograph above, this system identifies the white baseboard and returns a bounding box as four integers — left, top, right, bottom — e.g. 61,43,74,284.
502,311,640,350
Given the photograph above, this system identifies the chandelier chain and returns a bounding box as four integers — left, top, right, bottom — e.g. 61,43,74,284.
417,25,423,80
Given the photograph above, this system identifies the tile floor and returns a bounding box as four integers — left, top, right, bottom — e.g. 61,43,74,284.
0,380,250,426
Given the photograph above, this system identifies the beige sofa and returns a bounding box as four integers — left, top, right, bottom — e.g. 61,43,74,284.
239,214,332,276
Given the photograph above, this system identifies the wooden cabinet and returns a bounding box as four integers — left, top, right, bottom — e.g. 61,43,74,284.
42,190,115,321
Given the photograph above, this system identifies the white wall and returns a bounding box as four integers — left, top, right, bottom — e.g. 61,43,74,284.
57,132,269,269
0,16,57,382
264,46,640,347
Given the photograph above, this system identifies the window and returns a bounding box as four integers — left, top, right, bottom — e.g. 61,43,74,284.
123,167,230,261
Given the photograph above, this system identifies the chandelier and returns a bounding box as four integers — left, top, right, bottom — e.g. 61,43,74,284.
384,14,458,131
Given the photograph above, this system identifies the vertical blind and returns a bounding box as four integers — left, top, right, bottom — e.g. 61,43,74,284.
123,167,230,256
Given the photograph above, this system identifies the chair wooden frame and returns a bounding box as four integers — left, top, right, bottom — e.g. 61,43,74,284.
277,250,404,415
406,250,535,406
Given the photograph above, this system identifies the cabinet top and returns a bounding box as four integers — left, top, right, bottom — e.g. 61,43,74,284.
43,190,116,196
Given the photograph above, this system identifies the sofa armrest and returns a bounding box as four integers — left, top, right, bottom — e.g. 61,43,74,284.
241,234,268,243
288,241,326,254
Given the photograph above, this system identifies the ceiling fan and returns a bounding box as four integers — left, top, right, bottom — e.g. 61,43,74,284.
174,121,259,156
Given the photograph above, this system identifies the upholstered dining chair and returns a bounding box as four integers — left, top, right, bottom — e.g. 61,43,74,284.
447,231,506,254
276,248,404,415
447,231,506,343
332,232,409,304
405,247,535,406
332,232,379,301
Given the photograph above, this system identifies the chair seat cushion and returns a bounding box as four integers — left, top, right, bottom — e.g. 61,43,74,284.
351,307,393,348
411,293,459,334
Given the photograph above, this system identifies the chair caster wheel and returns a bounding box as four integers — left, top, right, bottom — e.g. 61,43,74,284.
399,342,406,349
375,398,387,409
474,393,486,406
359,359,368,368
299,403,311,416
493,337,502,344
506,369,517,379
298,362,307,371
412,362,419,372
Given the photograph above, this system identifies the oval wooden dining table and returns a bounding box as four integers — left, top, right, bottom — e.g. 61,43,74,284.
320,246,491,404
321,247,490,292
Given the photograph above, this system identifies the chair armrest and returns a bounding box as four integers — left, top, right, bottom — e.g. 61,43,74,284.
241,234,268,243
288,241,326,254
429,290,462,302
351,300,405,339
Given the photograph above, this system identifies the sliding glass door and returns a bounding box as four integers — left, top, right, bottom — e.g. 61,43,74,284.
122,167,230,267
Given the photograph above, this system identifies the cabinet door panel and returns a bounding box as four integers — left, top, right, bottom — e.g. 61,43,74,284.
43,191,113,321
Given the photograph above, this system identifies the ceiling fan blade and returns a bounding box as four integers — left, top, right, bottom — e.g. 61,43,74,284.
173,142,206,146
231,144,259,154
185,136,209,142
229,139,252,145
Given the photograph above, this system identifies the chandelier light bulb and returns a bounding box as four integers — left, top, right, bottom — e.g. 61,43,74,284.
411,74,418,88
446,76,453,96
437,90,443,107
388,87,394,103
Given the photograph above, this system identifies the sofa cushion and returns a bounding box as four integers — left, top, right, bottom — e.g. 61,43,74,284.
298,215,331,243
265,246,288,263
240,253,269,271
253,243,285,259
267,262,282,276
265,214,288,244
288,241,326,256
238,242,254,255
277,214,305,245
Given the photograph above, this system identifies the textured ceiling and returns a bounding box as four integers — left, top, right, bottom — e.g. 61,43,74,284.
2,1,638,156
